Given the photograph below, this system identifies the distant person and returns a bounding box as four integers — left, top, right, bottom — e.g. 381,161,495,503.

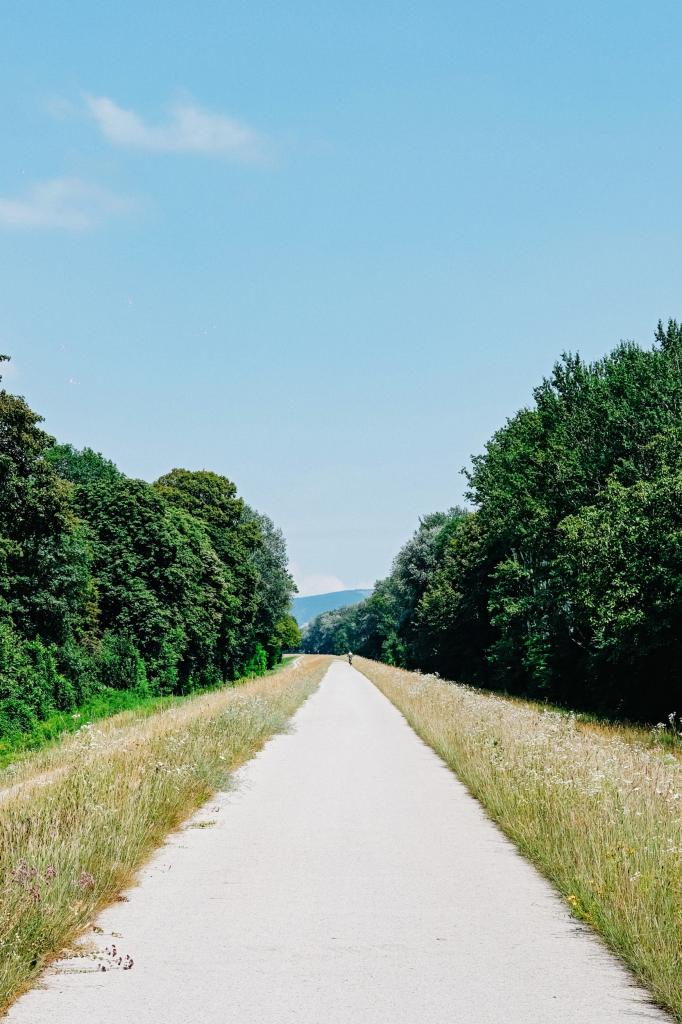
347,651,353,665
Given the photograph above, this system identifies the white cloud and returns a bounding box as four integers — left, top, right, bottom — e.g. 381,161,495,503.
86,95,262,159
294,573,349,597
0,178,132,230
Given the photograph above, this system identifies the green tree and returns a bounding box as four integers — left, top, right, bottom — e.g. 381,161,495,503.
74,477,227,688
274,615,302,653
0,358,296,740
414,512,495,683
155,470,261,675
0,360,94,647
46,444,122,486
243,507,297,664
305,321,682,719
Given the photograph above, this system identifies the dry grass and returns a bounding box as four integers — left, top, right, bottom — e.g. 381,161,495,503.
355,657,682,1021
0,655,330,1012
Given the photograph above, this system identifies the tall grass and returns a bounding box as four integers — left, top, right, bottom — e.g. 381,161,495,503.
0,655,329,1012
355,657,682,1021
0,655,303,771
0,688,186,771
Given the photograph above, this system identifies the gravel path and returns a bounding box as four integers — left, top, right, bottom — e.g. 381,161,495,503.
6,660,671,1023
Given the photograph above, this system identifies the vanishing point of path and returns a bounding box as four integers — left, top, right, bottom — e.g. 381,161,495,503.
7,661,671,1023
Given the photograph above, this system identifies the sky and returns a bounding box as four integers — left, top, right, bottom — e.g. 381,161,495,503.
3,2,682,595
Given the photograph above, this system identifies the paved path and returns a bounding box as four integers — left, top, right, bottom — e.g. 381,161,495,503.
7,662,670,1023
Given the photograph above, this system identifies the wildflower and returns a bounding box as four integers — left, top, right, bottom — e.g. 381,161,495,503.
76,871,95,891
11,860,30,885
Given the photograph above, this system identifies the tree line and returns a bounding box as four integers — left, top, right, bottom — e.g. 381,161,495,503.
0,357,300,739
304,321,682,721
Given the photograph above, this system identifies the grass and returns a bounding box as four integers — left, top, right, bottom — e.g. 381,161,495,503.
0,689,178,771
0,654,330,1013
354,656,682,1021
499,692,682,760
0,656,302,771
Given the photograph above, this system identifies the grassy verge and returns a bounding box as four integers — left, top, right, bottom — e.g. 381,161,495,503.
354,657,682,1021
0,689,178,771
0,654,330,1012
0,657,301,772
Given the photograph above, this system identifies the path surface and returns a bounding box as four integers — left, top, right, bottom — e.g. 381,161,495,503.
7,661,670,1023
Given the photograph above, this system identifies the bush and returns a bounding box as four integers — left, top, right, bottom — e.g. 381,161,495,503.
151,631,184,695
274,615,302,654
25,640,76,712
0,622,43,729
98,633,149,693
243,642,268,678
56,639,98,705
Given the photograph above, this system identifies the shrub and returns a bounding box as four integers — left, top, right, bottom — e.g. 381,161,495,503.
98,633,148,693
25,640,75,712
0,623,41,729
243,642,268,677
56,639,98,705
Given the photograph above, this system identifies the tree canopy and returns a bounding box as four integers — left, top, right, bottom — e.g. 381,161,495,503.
303,321,682,721
0,364,297,737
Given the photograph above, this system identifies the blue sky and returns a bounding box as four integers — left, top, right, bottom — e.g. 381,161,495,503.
3,2,682,594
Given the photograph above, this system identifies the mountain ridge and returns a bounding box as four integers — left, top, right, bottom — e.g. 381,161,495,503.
292,589,372,627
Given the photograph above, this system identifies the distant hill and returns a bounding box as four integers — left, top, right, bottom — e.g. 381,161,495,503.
292,589,372,627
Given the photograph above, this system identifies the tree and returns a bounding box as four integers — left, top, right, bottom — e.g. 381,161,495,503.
302,510,465,666
304,322,682,719
242,507,297,665
154,469,262,676
274,615,302,653
414,512,495,683
46,444,122,486
0,360,94,647
0,360,297,740
74,476,227,689
463,326,682,708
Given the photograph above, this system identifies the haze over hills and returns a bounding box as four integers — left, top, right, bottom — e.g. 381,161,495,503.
292,589,372,627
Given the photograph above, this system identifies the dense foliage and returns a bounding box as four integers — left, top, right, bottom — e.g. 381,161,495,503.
0,363,300,739
304,322,682,720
